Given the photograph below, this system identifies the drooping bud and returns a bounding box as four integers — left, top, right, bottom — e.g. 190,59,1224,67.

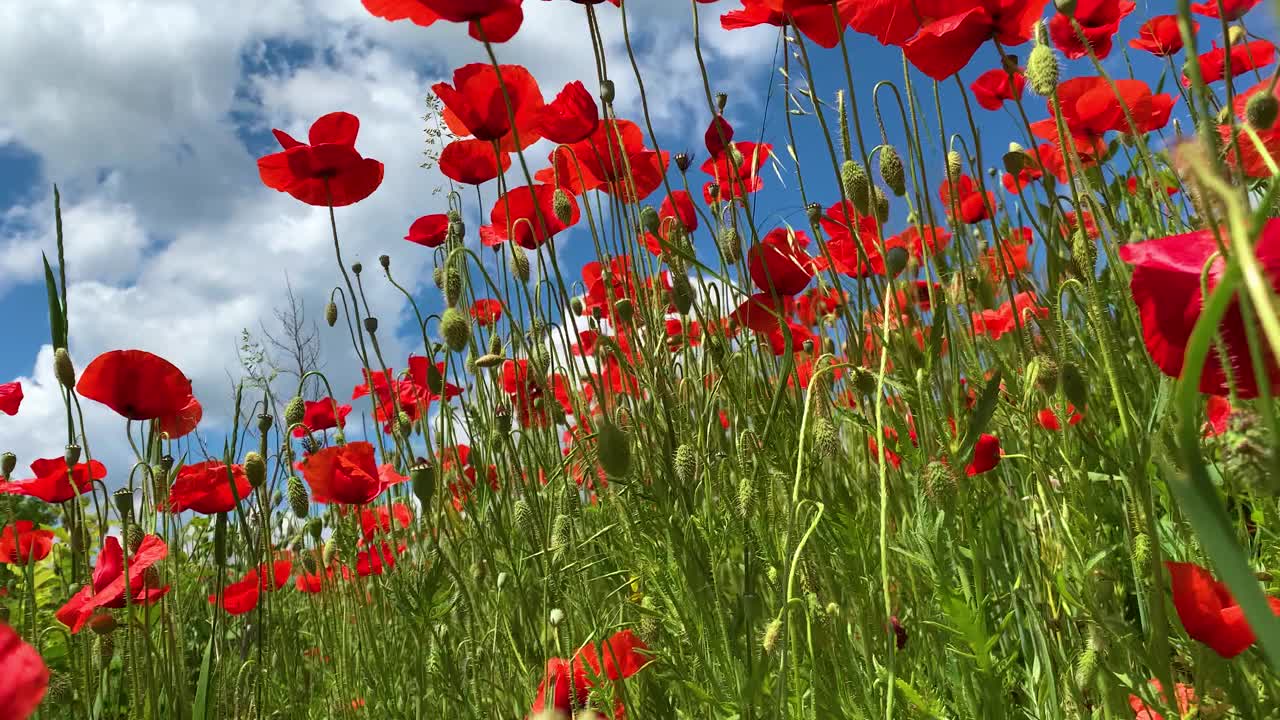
1227,24,1246,46
396,411,412,439
873,186,890,223
475,353,505,369
243,451,266,489
0,452,14,480
1027,42,1060,97
54,348,75,389
840,160,871,215
811,417,840,459
444,267,463,307
441,307,472,352
717,226,741,264
596,418,632,478
509,245,531,283
307,517,323,542
879,146,906,196
325,301,338,327
670,272,694,315
411,463,435,511
1247,92,1279,130
553,188,573,225
433,266,446,289
284,396,305,429
945,150,963,182
287,475,309,519
1035,355,1060,394
640,206,661,236
126,524,143,554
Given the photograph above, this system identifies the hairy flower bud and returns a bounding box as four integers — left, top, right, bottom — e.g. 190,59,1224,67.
674,444,699,485
596,418,632,478
284,396,305,429
945,150,963,182
445,267,463,307
840,160,871,215
1027,43,1060,97
553,188,573,225
873,186,890,223
879,146,906,196
811,417,840,459
54,348,75,389
717,226,741,264
613,297,634,325
325,301,338,327
287,475,309,519
509,245,531,283
1247,92,1279,130
244,451,266,489
441,307,472,352
126,524,143,554
1072,230,1097,280
307,517,323,542
1061,361,1088,410
640,206,660,236
670,272,694,315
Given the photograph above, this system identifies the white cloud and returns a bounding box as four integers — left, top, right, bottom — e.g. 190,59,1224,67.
0,0,773,479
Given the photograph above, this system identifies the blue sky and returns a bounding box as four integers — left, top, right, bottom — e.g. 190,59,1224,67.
0,0,1272,477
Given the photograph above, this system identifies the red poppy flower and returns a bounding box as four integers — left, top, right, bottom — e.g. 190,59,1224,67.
257,112,384,207
1,457,106,504
970,67,1025,111
868,429,903,469
0,522,53,565
406,356,465,406
501,359,574,427
1130,15,1194,57
292,399,352,437
0,381,21,416
1036,403,1083,431
530,629,650,716
157,395,201,440
166,461,252,515
1030,77,1175,151
1204,395,1233,437
470,298,503,326
880,0,1049,80
361,503,413,539
490,184,578,249
1190,0,1260,19
1118,220,1280,398
1049,0,1135,60
704,114,734,158
536,118,668,202
77,349,193,422
965,433,1001,476
433,64,543,151
660,190,699,233
1128,679,1196,720
748,228,815,296
210,558,293,615
940,175,993,224
972,291,1046,339
1186,40,1276,85
721,0,859,49
730,293,793,334
538,81,599,145
405,214,450,248
297,441,387,505
0,622,48,720
1002,164,1044,194
1222,125,1280,178
56,535,169,633
363,0,523,42
439,138,511,185
1166,560,1280,658
1126,176,1179,197
701,141,771,201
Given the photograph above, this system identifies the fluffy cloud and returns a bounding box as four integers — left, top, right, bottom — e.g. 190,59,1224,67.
0,1,772,479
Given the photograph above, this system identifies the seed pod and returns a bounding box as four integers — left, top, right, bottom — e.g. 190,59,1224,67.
112,488,134,518
64,444,81,466
54,348,75,389
287,475,309,519
840,160,871,215
325,301,338,327
717,226,742,264
879,146,906,196
674,444,699,485
596,418,632,478
244,451,266,489
509,245,531,283
1053,0,1076,14
411,463,435,510
1027,43,1060,97
0,452,14,479
363,316,379,334
441,307,472,352
1247,92,1279,130
674,152,691,172
600,79,615,104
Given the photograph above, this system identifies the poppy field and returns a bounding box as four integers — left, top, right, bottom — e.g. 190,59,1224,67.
5,0,1280,717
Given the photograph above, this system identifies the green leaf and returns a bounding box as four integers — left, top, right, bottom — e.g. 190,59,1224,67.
193,634,215,720
42,252,65,349
957,369,1002,460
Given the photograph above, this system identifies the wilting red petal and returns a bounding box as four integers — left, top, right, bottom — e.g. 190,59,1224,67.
0,458,107,504
406,214,450,247
0,382,22,416
166,461,252,515
0,622,48,720
965,433,1001,476
0,522,53,565
77,349,193,421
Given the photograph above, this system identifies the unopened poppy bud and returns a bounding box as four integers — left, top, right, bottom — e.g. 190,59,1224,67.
243,451,266,488
307,517,323,542
879,146,906,196
671,273,694,315
1247,93,1279,129
0,452,14,479
841,160,871,215
351,262,362,275
873,186,890,223
674,152,691,172
325,301,338,327
597,418,632,478
613,297,634,324
945,150,963,182
509,245,531,283
717,226,741,264
1034,18,1050,46
1027,43,1059,96
600,79,615,104
287,475,309,519
812,417,840,459
762,617,783,654
543,187,571,226
1072,231,1097,279
54,348,75,389
475,353,505,369
322,537,339,567
445,267,463,307
1061,361,1088,410
640,206,660,235
432,266,446,289
441,307,472,352
411,463,435,510
1035,355,1060,394
126,524,143,554
396,411,412,439
284,396,305,428
1053,0,1075,14
569,297,585,316
90,612,117,636
112,488,133,517
64,443,81,466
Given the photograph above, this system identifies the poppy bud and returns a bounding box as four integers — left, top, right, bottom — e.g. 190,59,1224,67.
473,353,503,371
879,146,906,196
445,267,463,307
1061,361,1088,410
674,152,691,172
811,417,840,459
89,612,117,636
640,206,660,236
411,463,435,511
545,188,571,227
1247,93,1279,130
717,227,741,264
322,537,339,568
364,316,379,334
126,524,143,554
112,488,134,517
1027,44,1059,97
441,307,472,352
54,348,75,389
840,160,871,215
1053,0,1075,14
65,443,81,466
600,79,615,104
613,297,634,324
945,151,963,182
287,475,309,519
284,396,305,429
873,186,890,223
244,451,266,489
762,617,783,654
674,444,699,485
596,418,632,478
509,245,531,283
1035,355,1059,394
325,301,338,327
1072,231,1097,280
671,273,694,315
396,411,412,439
307,517,323,542
433,266,446,289
0,451,14,479
922,460,957,500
